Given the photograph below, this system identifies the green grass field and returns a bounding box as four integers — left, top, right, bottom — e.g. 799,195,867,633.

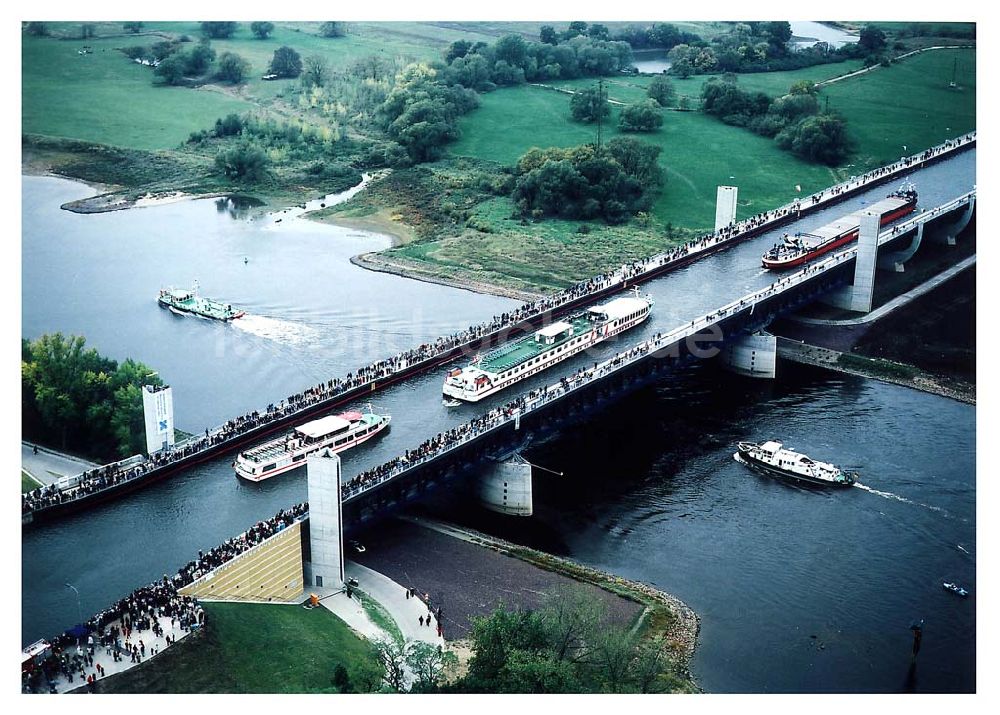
821,48,976,167
545,58,866,108
450,84,842,231
21,469,43,493
452,47,976,232
22,35,252,151
97,602,381,693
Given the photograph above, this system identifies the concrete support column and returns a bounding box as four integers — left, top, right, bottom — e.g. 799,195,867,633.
849,210,880,313
936,194,975,246
305,449,344,590
878,222,923,273
477,455,533,516
719,331,777,378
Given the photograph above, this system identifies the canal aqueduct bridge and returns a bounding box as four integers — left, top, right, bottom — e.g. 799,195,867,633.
338,190,976,525
21,134,976,526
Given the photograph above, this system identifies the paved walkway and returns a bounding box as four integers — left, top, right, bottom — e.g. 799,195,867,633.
22,442,98,486
42,614,196,694
790,255,975,326
347,561,445,647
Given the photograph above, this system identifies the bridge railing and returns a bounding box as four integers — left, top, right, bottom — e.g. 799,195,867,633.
881,190,976,242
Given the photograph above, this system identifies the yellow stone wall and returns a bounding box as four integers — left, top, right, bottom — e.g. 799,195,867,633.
179,522,304,603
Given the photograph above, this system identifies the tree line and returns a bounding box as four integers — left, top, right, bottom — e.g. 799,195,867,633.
22,334,163,461
441,30,634,91
666,21,902,78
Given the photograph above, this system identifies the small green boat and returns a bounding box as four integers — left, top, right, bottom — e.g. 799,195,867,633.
157,285,245,322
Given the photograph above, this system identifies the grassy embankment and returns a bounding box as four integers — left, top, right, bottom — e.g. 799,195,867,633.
21,469,43,493
95,601,382,693
319,47,975,294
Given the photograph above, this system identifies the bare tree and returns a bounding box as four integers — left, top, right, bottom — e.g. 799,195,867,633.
539,584,605,663
302,54,330,88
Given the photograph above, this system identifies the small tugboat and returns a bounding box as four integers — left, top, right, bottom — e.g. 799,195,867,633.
734,441,857,487
158,283,245,321
233,408,390,482
761,185,918,270
942,582,969,597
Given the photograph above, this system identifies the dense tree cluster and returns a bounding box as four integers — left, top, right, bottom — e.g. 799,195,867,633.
22,334,163,460
192,111,355,185
440,29,633,92
618,100,664,132
701,77,851,165
250,21,274,40
214,141,268,181
511,138,663,224
269,45,303,78
123,21,144,34
665,21,893,77
435,588,679,694
201,21,238,39
216,51,250,84
646,75,676,107
152,42,216,85
319,22,347,38
569,86,610,123
611,22,703,50
379,63,479,162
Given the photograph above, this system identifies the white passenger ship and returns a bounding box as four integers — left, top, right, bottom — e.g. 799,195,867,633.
443,292,653,403
233,409,390,482
734,441,857,487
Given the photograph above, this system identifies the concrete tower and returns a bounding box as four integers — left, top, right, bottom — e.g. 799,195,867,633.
715,186,738,232
849,210,881,313
306,448,344,590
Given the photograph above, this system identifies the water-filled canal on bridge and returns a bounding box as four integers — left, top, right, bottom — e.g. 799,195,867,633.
22,149,975,691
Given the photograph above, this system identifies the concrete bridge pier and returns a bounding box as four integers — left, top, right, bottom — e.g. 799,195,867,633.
718,331,777,378
821,210,881,313
476,454,533,516
878,222,923,273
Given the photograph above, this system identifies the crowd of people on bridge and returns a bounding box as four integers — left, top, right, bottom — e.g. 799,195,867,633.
21,132,976,519
22,502,307,693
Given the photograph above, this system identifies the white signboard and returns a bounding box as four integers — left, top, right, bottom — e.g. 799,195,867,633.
142,385,175,455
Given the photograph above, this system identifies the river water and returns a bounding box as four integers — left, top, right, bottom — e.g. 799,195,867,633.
21,150,976,692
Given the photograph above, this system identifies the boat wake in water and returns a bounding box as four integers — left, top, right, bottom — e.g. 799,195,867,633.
852,482,951,518
231,314,322,347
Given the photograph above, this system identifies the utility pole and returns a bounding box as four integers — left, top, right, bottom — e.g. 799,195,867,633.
596,78,605,150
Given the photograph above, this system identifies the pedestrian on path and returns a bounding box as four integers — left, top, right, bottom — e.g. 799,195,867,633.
405,589,410,600
419,616,424,627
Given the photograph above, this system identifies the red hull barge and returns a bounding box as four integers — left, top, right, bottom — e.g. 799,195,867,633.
762,189,918,270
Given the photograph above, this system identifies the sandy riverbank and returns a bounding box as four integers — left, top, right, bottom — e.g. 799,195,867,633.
350,251,542,302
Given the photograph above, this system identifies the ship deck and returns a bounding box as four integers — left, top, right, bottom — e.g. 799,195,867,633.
800,196,908,249
478,314,595,374
179,297,235,320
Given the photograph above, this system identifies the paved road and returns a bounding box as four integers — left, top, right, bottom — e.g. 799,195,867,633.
22,443,98,487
